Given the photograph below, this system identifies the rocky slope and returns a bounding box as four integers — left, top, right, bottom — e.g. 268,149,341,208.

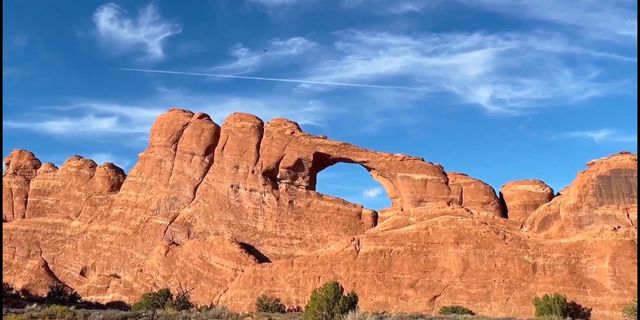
2,109,637,319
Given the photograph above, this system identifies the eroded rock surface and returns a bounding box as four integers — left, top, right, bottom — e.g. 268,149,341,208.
3,150,41,221
448,172,504,217
524,152,637,237
500,180,554,222
3,109,637,319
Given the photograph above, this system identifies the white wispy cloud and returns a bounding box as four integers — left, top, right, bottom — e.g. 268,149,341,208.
344,0,434,14
116,28,631,114
105,30,636,114
462,0,637,41
4,114,139,135
211,37,317,74
362,187,383,198
342,0,636,41
300,30,629,113
3,87,333,138
249,0,304,8
103,17,633,116
93,3,182,61
558,129,637,143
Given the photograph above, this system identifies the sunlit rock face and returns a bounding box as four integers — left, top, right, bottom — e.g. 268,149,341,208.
3,109,636,319
500,179,554,223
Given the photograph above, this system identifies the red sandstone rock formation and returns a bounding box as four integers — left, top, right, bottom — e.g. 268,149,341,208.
448,172,504,217
524,152,637,237
2,109,637,319
499,180,554,223
3,150,41,221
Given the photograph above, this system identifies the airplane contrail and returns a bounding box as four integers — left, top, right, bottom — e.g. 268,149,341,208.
114,67,430,91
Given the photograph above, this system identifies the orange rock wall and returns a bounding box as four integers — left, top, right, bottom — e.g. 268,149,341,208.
2,109,637,319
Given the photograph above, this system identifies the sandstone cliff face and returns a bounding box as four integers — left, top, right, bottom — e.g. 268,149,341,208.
524,152,637,237
2,109,637,319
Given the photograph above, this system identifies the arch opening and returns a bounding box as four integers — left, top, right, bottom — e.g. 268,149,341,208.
315,162,392,211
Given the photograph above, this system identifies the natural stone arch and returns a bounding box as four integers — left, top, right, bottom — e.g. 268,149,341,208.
307,151,400,209
257,117,454,211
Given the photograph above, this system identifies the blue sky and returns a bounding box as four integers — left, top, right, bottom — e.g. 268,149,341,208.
3,0,637,210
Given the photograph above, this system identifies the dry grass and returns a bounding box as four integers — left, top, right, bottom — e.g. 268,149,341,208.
2,307,532,320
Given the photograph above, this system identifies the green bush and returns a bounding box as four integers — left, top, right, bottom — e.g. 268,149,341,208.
45,283,81,305
303,281,359,320
437,305,475,315
256,294,287,313
533,293,569,318
131,288,173,311
39,304,74,319
623,299,638,320
131,286,195,312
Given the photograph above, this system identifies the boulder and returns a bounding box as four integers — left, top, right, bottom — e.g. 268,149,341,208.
500,180,554,222
448,172,504,217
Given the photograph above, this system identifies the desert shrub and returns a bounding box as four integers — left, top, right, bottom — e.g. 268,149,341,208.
623,299,638,320
438,305,474,315
286,305,303,313
567,300,591,319
533,293,569,318
2,282,15,294
86,310,145,320
256,294,287,313
3,307,92,320
46,283,82,305
196,303,217,312
39,304,74,319
533,316,565,320
131,288,173,311
166,285,194,311
362,312,429,320
194,304,241,320
303,281,359,320
155,309,182,319
19,288,43,302
3,282,18,298
103,300,131,311
401,313,435,320
132,285,194,312
73,309,91,320
167,295,193,311
342,310,377,320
